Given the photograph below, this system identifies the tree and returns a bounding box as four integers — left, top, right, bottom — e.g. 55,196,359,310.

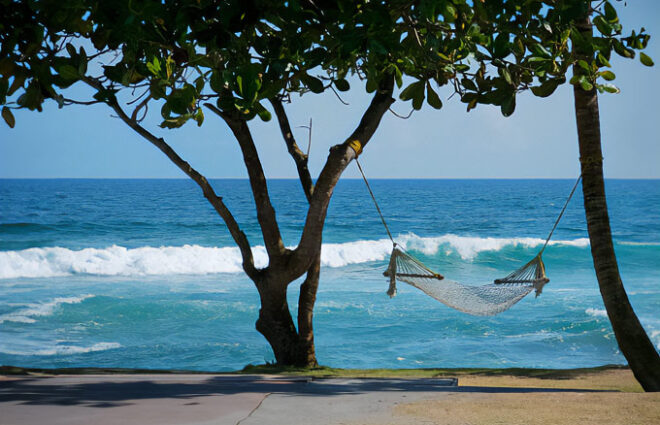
570,4,660,392
465,0,659,391
2,0,517,366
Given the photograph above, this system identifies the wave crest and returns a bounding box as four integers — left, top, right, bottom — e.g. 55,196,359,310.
0,295,94,323
0,234,592,279
0,342,121,356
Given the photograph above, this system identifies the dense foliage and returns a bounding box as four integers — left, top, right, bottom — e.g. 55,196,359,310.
1,1,652,130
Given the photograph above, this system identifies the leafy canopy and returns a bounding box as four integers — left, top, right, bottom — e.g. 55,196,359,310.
0,0,653,129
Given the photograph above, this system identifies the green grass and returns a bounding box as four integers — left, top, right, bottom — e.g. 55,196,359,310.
238,363,629,380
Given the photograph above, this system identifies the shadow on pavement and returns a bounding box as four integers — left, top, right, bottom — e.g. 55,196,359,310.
0,375,608,408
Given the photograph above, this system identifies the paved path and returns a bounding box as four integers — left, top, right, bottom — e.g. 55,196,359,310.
0,374,458,425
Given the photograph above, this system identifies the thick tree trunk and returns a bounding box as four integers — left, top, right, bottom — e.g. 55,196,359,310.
253,255,320,367
573,16,660,392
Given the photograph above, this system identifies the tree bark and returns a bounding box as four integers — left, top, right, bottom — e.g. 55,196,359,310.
573,16,660,391
271,98,320,366
296,256,320,366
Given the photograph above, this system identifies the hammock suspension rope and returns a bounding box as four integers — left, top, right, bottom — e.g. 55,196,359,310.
353,149,582,316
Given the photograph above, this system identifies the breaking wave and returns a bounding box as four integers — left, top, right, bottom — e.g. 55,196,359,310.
0,234,594,279
0,342,121,356
0,295,94,323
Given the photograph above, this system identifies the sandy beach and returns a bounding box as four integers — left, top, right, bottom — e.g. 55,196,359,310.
2,366,658,425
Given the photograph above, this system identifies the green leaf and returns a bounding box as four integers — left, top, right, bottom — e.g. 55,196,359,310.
613,39,634,58
593,16,612,36
493,33,510,59
600,83,620,93
499,67,513,85
210,72,226,93
146,57,161,76
500,94,516,117
334,79,350,92
640,52,654,67
366,78,378,93
461,78,477,92
599,70,616,81
301,74,324,93
399,81,424,101
65,43,77,58
530,79,560,98
195,109,204,126
412,91,425,110
150,81,166,100
2,106,15,128
426,83,442,109
604,2,618,23
577,60,591,72
254,102,272,122
580,77,594,91
58,65,80,81
597,53,611,67
531,44,552,58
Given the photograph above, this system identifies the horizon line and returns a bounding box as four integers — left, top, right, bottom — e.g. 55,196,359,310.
1,176,659,180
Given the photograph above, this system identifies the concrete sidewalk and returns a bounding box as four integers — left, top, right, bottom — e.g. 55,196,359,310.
0,374,458,425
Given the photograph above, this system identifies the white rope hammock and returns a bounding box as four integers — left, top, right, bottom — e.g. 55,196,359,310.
354,154,581,316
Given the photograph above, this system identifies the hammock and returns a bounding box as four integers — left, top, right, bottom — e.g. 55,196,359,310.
383,246,548,316
354,155,581,316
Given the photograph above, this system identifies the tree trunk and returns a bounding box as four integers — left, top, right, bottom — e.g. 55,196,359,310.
254,255,320,367
296,256,320,367
573,16,660,392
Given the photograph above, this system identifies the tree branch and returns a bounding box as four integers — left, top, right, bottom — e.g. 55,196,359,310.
269,98,314,202
82,78,258,279
205,103,286,259
288,75,395,278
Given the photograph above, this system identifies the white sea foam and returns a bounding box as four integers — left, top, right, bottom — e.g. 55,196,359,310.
397,234,589,260
585,308,608,318
0,234,592,279
0,295,94,324
0,342,121,356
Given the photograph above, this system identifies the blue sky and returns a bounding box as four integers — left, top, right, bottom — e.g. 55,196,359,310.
1,2,658,179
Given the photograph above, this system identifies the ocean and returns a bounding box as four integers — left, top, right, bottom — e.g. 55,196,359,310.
0,178,658,371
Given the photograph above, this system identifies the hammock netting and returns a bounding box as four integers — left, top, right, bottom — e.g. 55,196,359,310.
383,247,550,316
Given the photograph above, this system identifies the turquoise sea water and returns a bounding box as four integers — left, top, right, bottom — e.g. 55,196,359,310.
0,179,658,371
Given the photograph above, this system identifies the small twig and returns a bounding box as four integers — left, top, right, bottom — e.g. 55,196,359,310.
131,94,152,122
388,107,414,119
126,88,150,105
296,118,313,157
137,102,149,123
329,85,349,105
402,12,424,48
62,98,103,106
